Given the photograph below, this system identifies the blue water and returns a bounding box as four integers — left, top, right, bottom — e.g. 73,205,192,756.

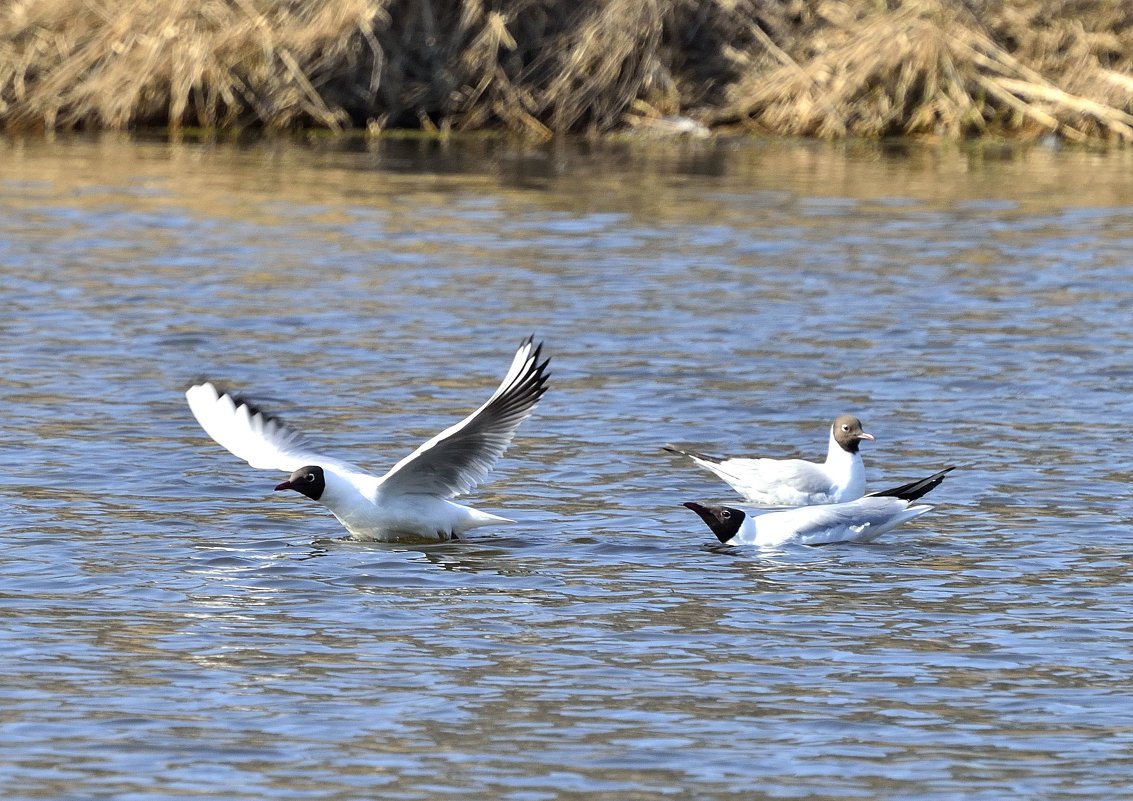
1,135,1132,799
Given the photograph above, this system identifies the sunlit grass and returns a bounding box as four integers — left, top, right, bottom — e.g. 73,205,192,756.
1,0,1132,141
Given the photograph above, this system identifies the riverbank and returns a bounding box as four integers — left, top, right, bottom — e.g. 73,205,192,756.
3,0,1132,142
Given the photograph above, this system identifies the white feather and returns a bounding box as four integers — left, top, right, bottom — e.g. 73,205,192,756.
667,416,872,506
184,337,549,541
742,498,933,547
185,382,357,473
685,467,953,548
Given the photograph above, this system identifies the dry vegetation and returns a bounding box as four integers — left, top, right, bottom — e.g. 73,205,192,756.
2,0,1133,141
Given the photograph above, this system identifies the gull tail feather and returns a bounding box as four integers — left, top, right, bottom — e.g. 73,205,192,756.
663,444,725,465
870,466,957,502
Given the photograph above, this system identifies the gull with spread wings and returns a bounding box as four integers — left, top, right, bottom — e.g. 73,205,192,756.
185,337,550,541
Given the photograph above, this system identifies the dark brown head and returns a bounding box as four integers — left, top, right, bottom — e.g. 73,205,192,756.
683,501,747,544
832,415,874,454
274,465,325,501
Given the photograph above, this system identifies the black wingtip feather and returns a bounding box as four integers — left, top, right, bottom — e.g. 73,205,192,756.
663,445,724,464
869,466,957,502
491,339,551,425
195,381,291,428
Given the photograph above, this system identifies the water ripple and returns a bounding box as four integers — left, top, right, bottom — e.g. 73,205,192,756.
1,136,1132,799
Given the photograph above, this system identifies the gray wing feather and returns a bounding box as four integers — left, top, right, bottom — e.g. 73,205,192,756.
377,337,550,498
705,457,832,501
792,497,897,535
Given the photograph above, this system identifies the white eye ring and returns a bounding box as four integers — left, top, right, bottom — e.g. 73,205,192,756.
721,510,731,519
306,473,316,483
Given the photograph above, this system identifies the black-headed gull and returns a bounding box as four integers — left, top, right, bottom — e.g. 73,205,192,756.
683,466,955,548
185,337,550,542
664,415,874,506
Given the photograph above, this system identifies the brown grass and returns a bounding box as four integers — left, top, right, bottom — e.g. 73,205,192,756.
0,0,387,131
714,0,1133,142
2,0,1133,141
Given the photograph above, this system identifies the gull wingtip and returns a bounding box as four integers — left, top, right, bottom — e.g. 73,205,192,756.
185,380,220,406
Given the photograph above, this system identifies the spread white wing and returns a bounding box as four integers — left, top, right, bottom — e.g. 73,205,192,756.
185,382,359,474
377,337,550,499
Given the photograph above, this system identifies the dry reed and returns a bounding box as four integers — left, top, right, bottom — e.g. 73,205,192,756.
714,0,1133,142
2,0,1133,141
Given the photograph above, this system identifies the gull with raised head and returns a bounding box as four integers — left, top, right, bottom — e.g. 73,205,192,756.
665,415,874,506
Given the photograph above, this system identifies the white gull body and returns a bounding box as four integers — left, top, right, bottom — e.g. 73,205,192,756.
664,416,874,506
684,467,955,548
185,337,549,542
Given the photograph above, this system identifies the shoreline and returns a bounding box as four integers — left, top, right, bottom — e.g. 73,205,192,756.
3,0,1132,143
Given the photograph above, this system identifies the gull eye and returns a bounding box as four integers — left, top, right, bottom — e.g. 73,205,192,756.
721,510,731,519
305,473,317,483
841,424,850,431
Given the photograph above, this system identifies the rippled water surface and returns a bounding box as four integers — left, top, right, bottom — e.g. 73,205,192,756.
2,135,1133,799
